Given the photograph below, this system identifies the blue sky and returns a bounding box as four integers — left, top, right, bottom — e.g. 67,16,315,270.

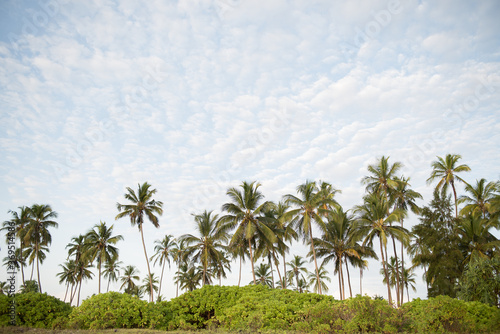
0,0,499,302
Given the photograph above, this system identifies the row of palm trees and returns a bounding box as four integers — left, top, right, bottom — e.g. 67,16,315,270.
3,154,499,307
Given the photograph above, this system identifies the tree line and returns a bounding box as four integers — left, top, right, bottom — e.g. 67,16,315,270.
2,154,499,307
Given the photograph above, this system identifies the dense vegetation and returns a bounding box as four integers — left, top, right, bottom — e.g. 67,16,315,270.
1,153,499,329
1,286,499,332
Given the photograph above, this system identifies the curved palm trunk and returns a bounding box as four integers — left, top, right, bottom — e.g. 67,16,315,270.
77,279,82,306
272,250,283,289
391,236,401,307
400,220,405,304
345,261,352,298
360,267,363,295
158,260,165,297
451,180,458,218
238,256,242,287
309,228,322,295
269,257,275,289
36,251,42,293
20,241,26,285
63,281,69,302
30,260,34,280
98,262,102,294
380,240,392,306
107,276,111,292
248,238,256,284
140,224,154,302
283,253,287,289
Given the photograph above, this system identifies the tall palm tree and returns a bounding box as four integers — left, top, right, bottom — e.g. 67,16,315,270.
283,180,338,294
219,181,276,284
427,154,471,218
400,266,417,303
313,206,359,300
116,182,163,302
151,234,175,299
176,263,202,292
171,239,187,297
120,265,140,294
2,206,30,285
362,156,404,306
84,221,123,294
23,204,58,293
353,193,408,305
391,176,422,302
273,201,298,289
74,258,94,306
458,178,499,218
103,257,122,292
181,211,228,286
229,236,250,287
286,255,309,292
66,235,87,304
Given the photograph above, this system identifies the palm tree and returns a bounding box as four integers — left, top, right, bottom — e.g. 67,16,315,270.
176,263,202,292
252,263,273,287
23,204,58,293
103,257,122,292
84,221,123,294
273,201,298,289
307,264,330,294
19,280,39,293
219,181,276,284
120,265,140,294
457,212,500,264
400,266,417,303
116,182,164,302
427,154,471,217
313,206,359,300
66,235,87,304
229,236,250,287
286,255,309,292
151,234,175,298
283,180,338,294
57,260,76,302
74,258,94,306
2,206,30,285
141,273,159,301
3,248,26,279
362,156,404,306
391,176,422,302
181,210,228,286
458,178,499,218
353,193,409,305
171,239,187,297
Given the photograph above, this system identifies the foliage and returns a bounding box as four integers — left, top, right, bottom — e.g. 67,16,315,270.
457,255,500,307
68,291,164,329
412,188,464,297
401,295,500,333
0,292,71,328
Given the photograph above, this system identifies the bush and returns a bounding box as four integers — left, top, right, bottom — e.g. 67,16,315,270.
68,291,157,329
401,295,500,333
1,292,72,328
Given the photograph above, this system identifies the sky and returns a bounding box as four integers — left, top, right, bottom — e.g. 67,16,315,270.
0,0,499,303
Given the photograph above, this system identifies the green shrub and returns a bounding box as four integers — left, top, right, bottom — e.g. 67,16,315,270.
401,295,500,333
68,291,155,329
0,294,14,327
10,292,72,328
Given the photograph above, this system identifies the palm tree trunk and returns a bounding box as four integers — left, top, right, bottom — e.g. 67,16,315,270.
345,261,353,298
107,276,111,292
140,224,154,302
309,228,322,295
400,220,405,304
77,279,82,306
20,242,26,285
338,264,342,300
158,260,165,297
269,255,275,289
36,251,42,293
340,259,345,300
360,267,363,295
30,258,35,280
248,238,256,284
380,240,392,306
63,281,69,302
272,250,283,289
283,253,287,289
98,261,102,294
451,180,458,218
391,236,401,307
238,256,242,287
